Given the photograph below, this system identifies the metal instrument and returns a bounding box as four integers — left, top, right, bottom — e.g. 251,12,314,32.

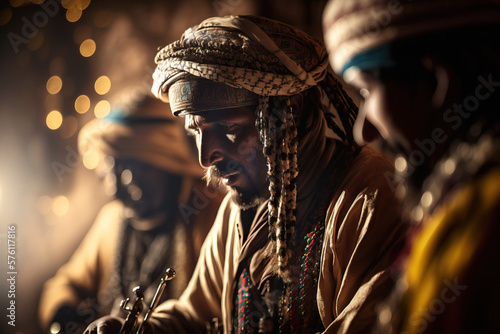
119,268,176,334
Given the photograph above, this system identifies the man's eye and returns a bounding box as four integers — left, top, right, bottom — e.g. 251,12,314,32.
220,123,239,133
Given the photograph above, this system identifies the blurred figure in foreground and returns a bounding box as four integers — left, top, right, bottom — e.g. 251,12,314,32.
38,95,224,333
324,1,500,333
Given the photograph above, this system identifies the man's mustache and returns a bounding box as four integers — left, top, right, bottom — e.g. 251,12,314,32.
203,161,244,187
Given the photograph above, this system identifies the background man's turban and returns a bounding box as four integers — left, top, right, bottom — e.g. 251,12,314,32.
323,0,500,75
78,95,203,179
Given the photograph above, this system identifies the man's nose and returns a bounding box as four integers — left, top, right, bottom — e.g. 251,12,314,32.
353,105,380,145
198,132,224,168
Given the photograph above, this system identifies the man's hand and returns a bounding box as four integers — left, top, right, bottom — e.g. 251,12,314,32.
83,316,123,334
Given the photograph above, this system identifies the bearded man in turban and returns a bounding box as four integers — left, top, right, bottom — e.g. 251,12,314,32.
84,15,407,334
39,95,223,333
323,0,500,333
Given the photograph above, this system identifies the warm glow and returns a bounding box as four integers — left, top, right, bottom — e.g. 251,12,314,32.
46,110,63,130
62,0,77,9
27,31,43,51
80,39,96,57
94,100,110,118
0,8,12,26
49,57,65,75
75,95,90,114
94,10,112,28
46,76,63,94
61,116,79,139
9,0,24,8
66,7,82,22
52,195,69,216
83,150,100,170
77,0,91,10
104,173,117,196
94,76,111,95
37,196,52,215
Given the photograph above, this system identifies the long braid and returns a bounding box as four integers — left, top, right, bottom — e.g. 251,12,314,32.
258,96,299,282
276,97,290,279
258,97,279,248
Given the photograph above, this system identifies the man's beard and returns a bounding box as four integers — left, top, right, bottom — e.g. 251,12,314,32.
204,162,266,210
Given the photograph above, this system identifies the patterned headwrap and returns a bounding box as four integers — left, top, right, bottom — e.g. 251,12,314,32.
152,15,357,280
323,0,500,75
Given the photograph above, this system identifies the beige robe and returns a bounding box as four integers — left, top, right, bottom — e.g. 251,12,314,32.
149,146,407,333
39,182,223,331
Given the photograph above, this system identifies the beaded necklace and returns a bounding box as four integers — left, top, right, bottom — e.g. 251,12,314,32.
233,145,355,333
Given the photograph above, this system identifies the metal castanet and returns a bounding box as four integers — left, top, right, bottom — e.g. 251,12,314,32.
119,268,176,334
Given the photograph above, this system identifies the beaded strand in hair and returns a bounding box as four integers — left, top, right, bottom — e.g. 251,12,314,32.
257,96,299,282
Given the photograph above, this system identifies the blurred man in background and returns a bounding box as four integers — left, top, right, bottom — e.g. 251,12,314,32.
39,95,224,333
324,0,500,332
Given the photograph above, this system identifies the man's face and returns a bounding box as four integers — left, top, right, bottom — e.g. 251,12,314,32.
185,106,269,208
345,67,436,158
113,158,182,219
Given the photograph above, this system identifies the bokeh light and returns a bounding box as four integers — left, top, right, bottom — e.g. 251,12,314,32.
121,170,133,185
62,0,77,10
27,31,44,51
46,76,63,94
37,196,52,215
66,7,82,22
83,150,99,170
77,0,91,11
94,100,110,118
94,75,111,95
0,8,12,26
46,110,63,130
80,39,96,57
75,95,90,114
9,0,25,8
52,195,69,216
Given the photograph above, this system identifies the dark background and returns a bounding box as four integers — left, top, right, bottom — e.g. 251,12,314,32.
0,0,331,333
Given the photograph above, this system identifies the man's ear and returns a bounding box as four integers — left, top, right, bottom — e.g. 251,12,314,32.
420,56,455,110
